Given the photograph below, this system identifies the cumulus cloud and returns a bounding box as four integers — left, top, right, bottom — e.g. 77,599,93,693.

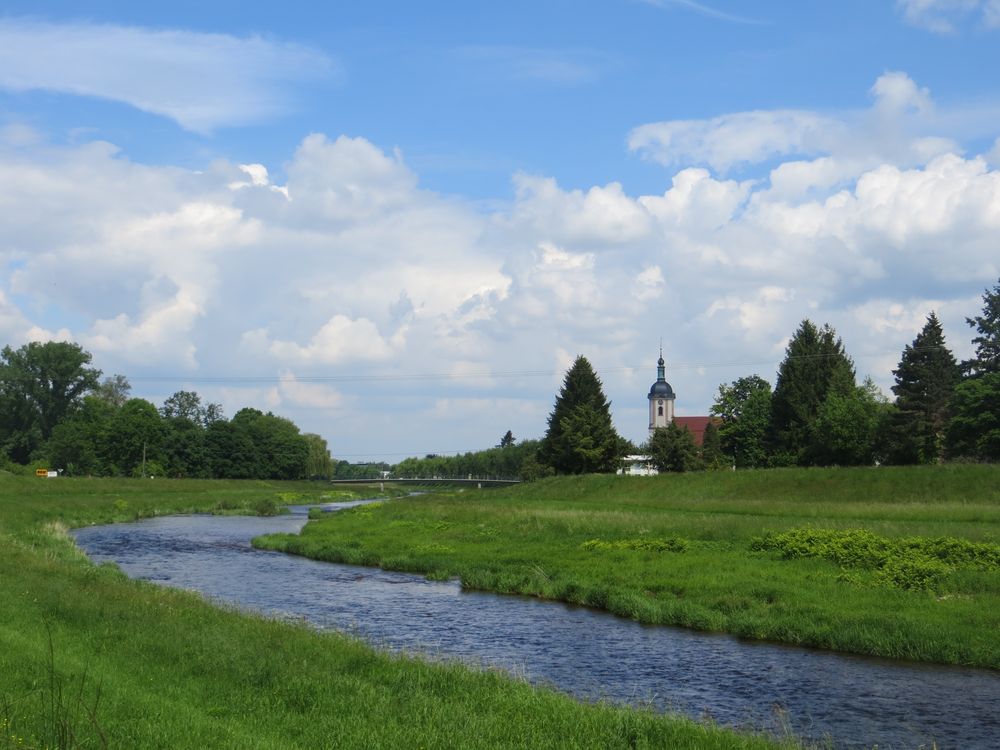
628,71,966,177
1,72,998,453
0,19,336,132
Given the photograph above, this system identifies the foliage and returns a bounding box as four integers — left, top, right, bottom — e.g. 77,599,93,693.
963,276,1000,376
945,372,1000,461
332,460,391,480
700,421,728,469
581,536,689,553
647,422,701,473
885,312,960,464
160,390,223,428
750,527,1000,591
303,433,334,478
104,398,167,477
539,356,621,474
93,374,131,408
393,440,540,479
497,430,515,449
711,375,772,468
807,377,888,466
0,342,101,463
768,320,856,465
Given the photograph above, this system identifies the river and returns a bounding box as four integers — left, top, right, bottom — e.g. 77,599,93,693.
71,501,1000,750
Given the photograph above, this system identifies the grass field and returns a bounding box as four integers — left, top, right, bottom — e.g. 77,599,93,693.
0,474,795,750
255,464,1000,669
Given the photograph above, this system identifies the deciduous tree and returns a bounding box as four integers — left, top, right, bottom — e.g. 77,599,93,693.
0,341,101,463
711,375,772,468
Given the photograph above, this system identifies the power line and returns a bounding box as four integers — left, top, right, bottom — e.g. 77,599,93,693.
58,346,951,387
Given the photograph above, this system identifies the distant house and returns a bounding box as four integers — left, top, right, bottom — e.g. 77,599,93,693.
618,352,717,476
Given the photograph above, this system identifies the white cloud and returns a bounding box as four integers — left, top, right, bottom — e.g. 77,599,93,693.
0,19,335,133
628,109,836,173
896,0,1000,32
244,315,396,366
1,75,998,452
628,71,969,178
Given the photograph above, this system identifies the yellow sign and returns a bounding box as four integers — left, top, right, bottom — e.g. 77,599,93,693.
35,468,48,477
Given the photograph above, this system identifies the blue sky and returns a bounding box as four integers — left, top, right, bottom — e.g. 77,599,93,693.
2,1,999,460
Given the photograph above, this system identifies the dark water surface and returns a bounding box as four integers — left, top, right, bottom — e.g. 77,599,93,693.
72,502,1000,750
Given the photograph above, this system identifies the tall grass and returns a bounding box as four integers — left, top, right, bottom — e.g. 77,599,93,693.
255,464,1000,668
0,474,796,749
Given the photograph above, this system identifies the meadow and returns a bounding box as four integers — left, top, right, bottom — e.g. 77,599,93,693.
0,474,794,750
255,464,1000,669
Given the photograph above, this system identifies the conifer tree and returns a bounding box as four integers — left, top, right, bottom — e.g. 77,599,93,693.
767,320,855,465
946,280,1000,461
963,277,1000,376
648,422,702,473
886,312,959,464
539,356,621,474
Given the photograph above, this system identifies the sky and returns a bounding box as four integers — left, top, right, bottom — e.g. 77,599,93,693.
2,1,999,461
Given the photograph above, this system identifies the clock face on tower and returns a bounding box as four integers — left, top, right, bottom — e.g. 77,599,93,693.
658,400,663,405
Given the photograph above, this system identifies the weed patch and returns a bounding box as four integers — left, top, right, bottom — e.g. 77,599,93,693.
751,528,1000,591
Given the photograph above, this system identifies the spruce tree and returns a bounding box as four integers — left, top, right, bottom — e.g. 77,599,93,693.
963,277,1000,376
768,320,855,465
887,312,959,464
539,356,621,474
648,422,702,473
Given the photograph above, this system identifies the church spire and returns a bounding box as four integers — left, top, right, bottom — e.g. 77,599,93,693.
657,344,665,381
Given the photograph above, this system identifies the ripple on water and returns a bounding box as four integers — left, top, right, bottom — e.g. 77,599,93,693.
72,510,1000,750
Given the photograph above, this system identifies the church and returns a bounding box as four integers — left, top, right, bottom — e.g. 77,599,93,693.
619,350,715,476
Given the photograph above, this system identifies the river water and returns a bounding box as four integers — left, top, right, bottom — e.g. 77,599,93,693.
71,501,1000,749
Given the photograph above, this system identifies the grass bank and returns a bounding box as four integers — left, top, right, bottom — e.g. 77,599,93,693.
0,475,793,749
255,464,1000,669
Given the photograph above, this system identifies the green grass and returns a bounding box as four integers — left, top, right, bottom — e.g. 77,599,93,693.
254,464,1000,669
0,475,796,750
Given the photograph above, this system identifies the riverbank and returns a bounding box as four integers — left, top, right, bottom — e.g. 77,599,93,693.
255,464,1000,669
0,475,794,749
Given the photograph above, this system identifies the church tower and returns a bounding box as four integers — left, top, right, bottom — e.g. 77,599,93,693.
648,348,676,434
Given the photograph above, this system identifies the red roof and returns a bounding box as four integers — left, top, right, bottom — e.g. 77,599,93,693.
672,416,719,445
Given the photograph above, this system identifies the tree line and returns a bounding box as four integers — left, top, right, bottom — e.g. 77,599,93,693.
2,279,997,479
0,343,331,479
535,278,1000,475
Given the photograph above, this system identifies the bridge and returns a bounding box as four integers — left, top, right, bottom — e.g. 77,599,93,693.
330,477,521,488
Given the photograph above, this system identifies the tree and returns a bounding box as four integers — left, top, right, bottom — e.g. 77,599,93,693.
539,356,621,474
768,320,855,465
161,390,204,423
700,421,727,469
711,375,772,468
104,398,166,476
303,433,333,478
885,312,960,464
945,372,1000,461
648,422,702,473
94,374,131,408
0,341,101,463
963,277,1000,376
162,417,209,478
497,430,516,449
808,378,887,466
47,395,115,476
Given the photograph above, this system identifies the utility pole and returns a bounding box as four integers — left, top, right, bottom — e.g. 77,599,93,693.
141,442,147,478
